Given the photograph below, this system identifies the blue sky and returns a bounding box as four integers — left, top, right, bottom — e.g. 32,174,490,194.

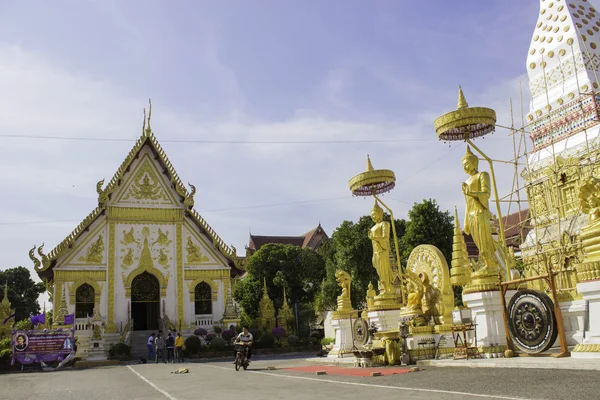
0,0,540,301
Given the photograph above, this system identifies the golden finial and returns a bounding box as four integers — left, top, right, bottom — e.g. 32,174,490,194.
366,154,374,171
145,98,152,135
457,85,469,109
142,107,147,135
454,206,459,228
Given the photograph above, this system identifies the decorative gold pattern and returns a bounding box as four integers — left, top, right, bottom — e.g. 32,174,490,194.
187,277,218,301
122,235,170,297
77,235,105,264
186,237,210,264
176,224,184,327
68,277,103,303
106,222,117,333
573,344,600,352
108,207,184,222
120,157,170,202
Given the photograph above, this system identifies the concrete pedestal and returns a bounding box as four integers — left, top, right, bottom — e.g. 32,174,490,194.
86,340,107,361
463,290,516,348
328,318,355,358
558,299,587,346
572,280,600,358
367,309,400,333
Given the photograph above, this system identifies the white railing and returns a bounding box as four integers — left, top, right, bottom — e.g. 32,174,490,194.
195,315,214,329
75,318,90,331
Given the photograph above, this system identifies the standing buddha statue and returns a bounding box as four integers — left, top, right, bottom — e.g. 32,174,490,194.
368,201,395,297
461,145,499,277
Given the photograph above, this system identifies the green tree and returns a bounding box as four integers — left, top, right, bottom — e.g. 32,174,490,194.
0,267,45,321
318,214,405,309
233,244,326,330
401,199,454,263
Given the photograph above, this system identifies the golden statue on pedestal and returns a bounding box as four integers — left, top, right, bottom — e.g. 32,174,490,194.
462,146,496,270
461,146,504,291
335,270,352,310
577,176,600,282
368,201,395,294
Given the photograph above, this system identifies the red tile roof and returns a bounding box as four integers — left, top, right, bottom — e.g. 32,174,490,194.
248,224,328,252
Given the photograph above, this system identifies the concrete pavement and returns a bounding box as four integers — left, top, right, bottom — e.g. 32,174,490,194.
1,356,598,400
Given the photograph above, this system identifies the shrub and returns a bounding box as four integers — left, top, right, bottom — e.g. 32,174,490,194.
206,333,216,343
321,337,334,346
258,332,275,348
108,343,131,359
309,336,319,345
287,335,299,346
13,320,33,331
184,335,202,355
272,327,287,341
222,329,235,342
194,328,207,337
213,325,222,335
310,331,323,340
210,337,227,350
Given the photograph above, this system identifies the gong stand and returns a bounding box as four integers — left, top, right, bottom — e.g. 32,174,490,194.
498,264,570,358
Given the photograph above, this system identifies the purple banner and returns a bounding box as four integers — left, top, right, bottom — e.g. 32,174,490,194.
12,329,75,365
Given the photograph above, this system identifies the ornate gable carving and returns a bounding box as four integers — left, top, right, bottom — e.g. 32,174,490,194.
112,153,178,207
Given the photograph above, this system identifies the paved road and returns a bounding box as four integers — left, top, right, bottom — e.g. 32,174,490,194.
1,356,597,400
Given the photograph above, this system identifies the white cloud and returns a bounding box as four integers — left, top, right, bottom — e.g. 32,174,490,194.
0,38,530,313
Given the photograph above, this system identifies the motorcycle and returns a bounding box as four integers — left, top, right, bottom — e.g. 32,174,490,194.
234,343,250,371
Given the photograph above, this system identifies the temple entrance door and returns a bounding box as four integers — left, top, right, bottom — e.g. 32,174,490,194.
131,272,160,331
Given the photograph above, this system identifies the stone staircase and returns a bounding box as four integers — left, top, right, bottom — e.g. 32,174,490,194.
131,330,154,361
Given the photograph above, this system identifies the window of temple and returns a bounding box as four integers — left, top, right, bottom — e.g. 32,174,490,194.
194,282,212,315
75,283,95,318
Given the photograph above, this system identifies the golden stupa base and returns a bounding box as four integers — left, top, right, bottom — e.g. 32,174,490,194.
371,292,402,311
331,308,359,320
577,259,600,282
463,268,500,295
450,266,472,287
337,297,352,311
374,330,400,341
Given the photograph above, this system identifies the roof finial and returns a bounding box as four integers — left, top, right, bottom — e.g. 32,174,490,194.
145,98,152,135
142,107,147,136
457,85,469,109
366,154,374,171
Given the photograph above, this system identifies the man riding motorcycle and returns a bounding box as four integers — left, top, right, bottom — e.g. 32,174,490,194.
233,327,253,363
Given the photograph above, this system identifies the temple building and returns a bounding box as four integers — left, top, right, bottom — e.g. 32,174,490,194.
29,107,244,340
246,224,328,256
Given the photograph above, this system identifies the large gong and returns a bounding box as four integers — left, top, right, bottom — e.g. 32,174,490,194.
507,289,558,354
353,317,369,346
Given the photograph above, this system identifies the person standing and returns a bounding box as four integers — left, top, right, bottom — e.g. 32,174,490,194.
166,332,175,363
155,334,166,364
174,332,185,363
147,333,155,361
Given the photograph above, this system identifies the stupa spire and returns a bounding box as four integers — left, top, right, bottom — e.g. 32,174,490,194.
450,206,472,287
526,0,600,154
457,85,468,109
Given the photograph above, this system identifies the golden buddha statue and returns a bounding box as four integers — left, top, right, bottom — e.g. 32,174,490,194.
368,201,395,295
461,146,498,275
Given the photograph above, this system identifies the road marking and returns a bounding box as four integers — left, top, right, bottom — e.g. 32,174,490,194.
127,365,178,400
200,364,531,400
